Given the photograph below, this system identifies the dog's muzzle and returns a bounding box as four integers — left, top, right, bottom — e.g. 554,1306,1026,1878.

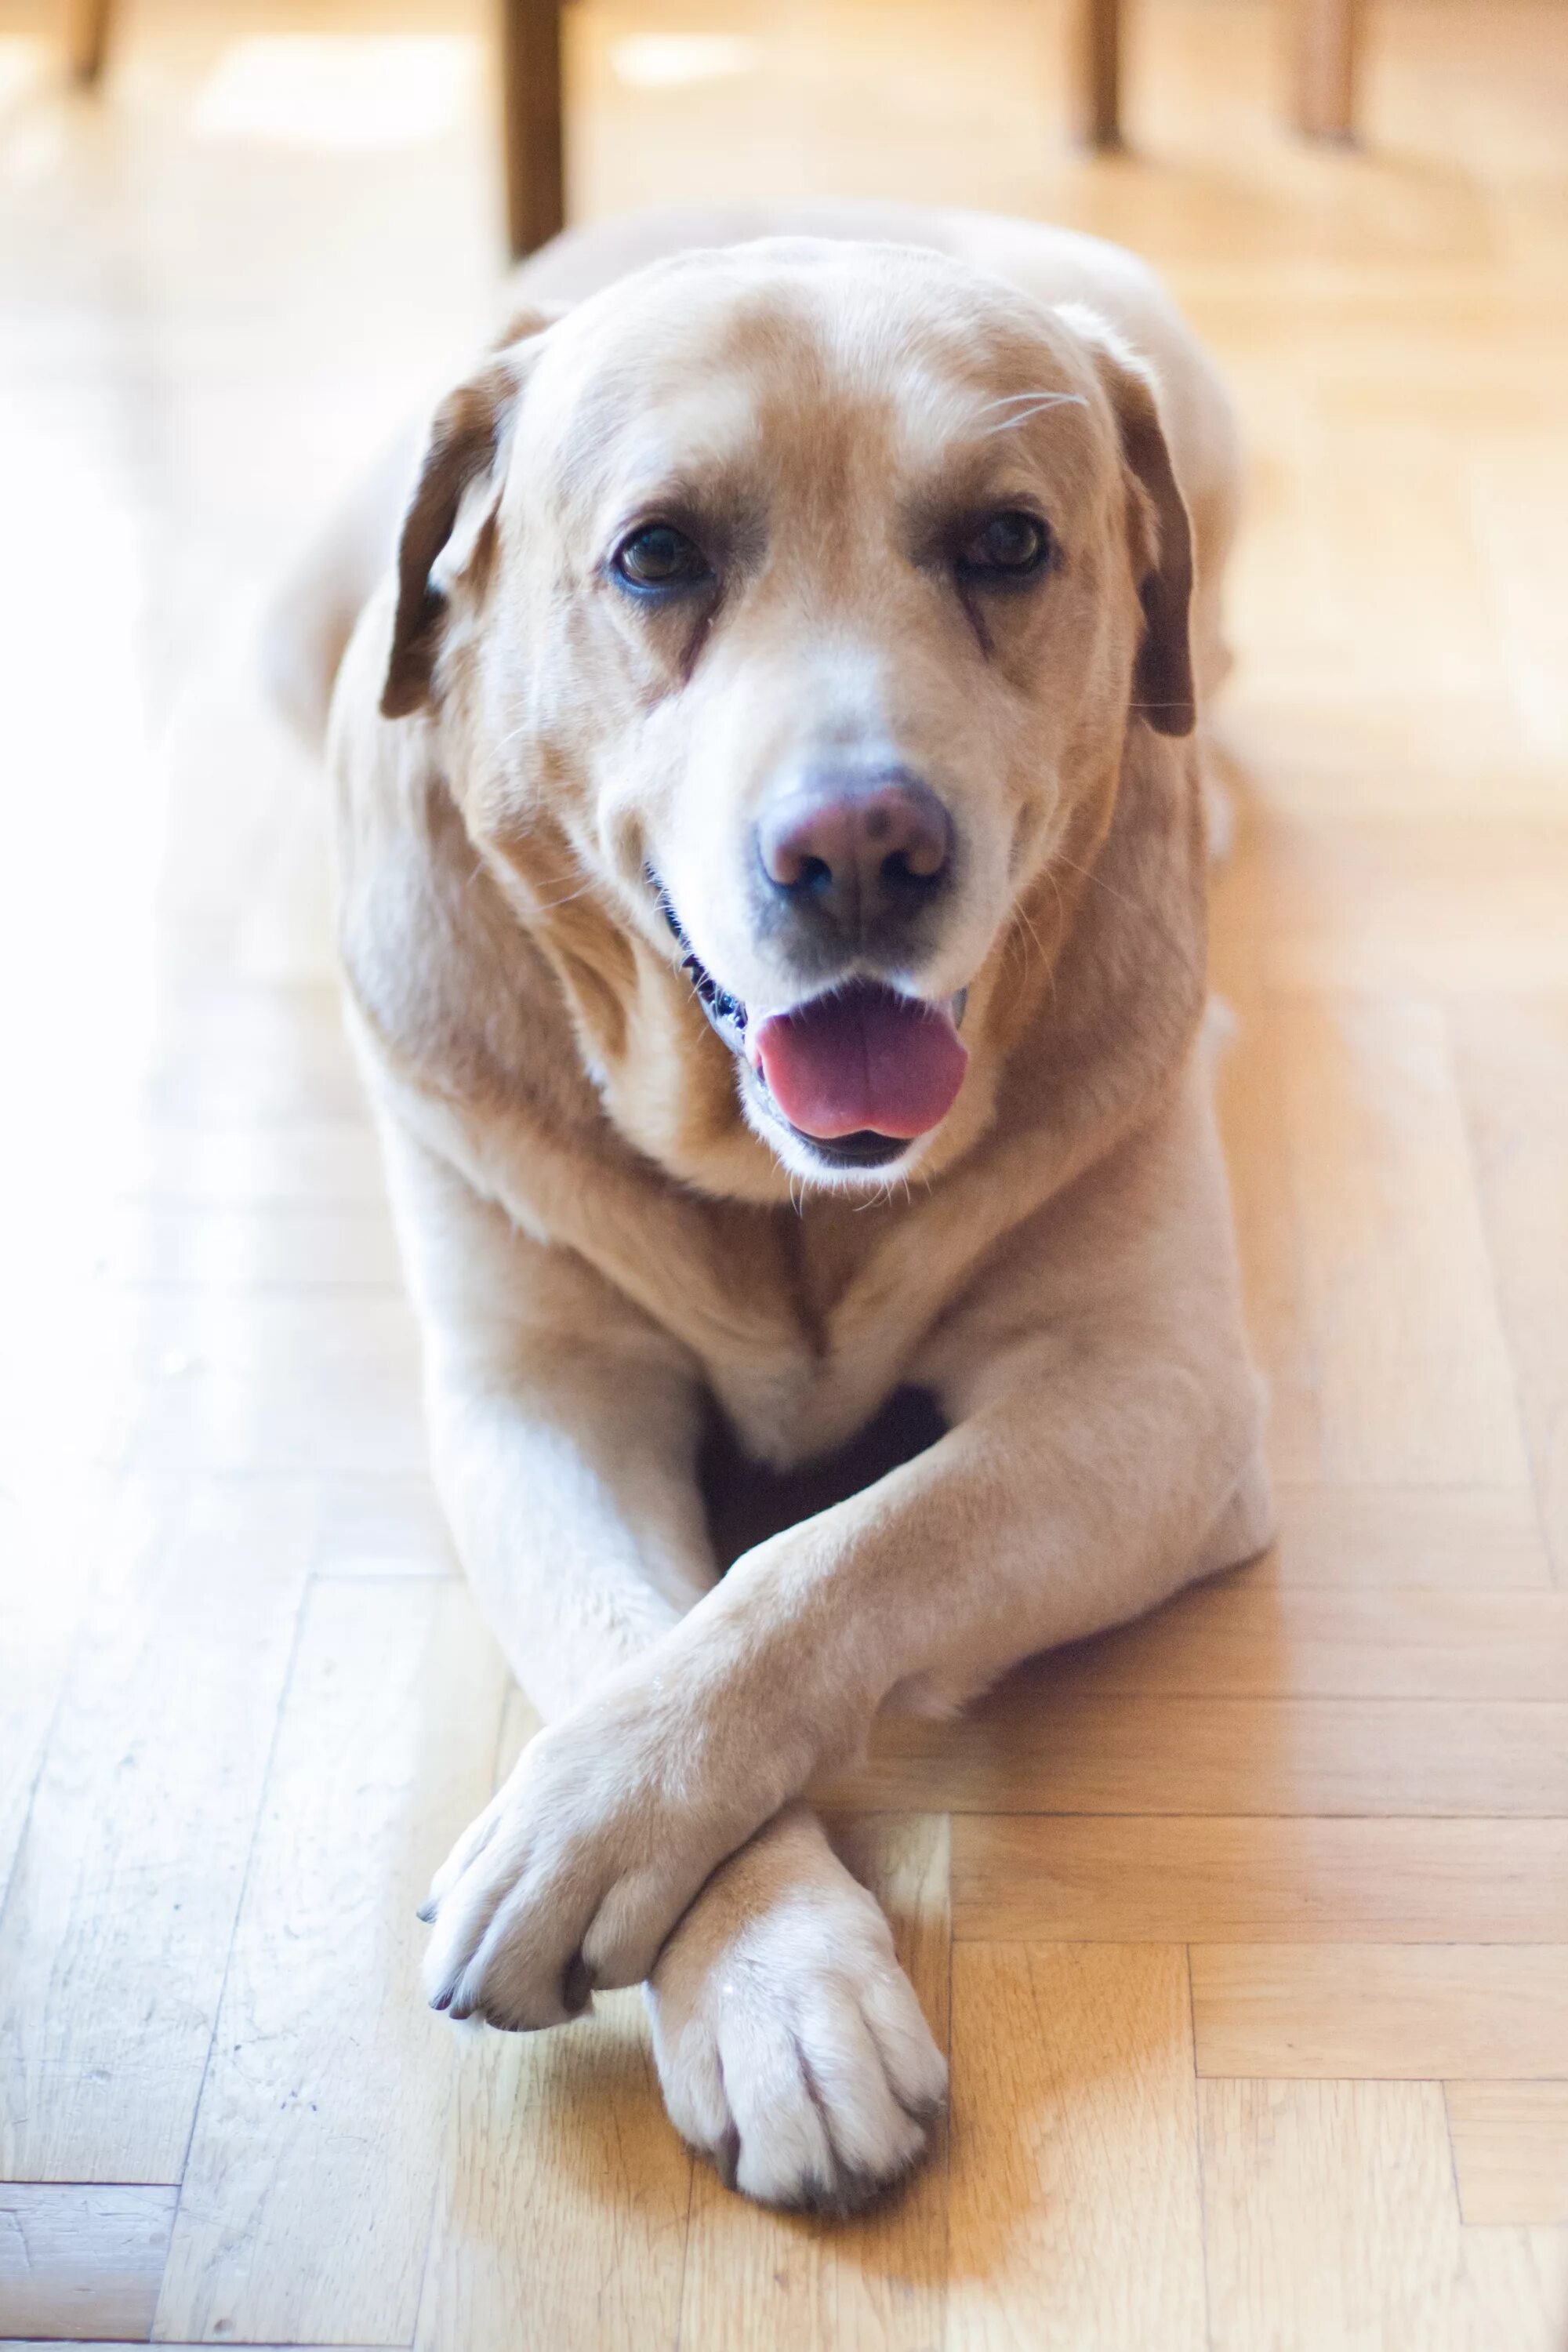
650,873,968,1170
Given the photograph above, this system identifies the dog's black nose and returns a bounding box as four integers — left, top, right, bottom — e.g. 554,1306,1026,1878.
757,771,953,943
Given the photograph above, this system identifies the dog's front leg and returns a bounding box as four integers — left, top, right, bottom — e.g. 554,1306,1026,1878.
378,1113,722,1721
384,1121,946,2202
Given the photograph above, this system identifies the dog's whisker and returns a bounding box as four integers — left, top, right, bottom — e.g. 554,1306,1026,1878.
530,881,595,913
973,387,1089,414
1052,850,1144,923
1015,874,1061,1013
1051,848,1192,974
978,391,1089,437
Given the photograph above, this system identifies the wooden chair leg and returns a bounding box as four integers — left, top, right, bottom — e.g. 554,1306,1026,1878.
66,0,114,85
1290,0,1364,140
502,0,566,260
1076,0,1123,151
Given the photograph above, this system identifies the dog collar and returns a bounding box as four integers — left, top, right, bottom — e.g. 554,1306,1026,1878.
648,872,750,1051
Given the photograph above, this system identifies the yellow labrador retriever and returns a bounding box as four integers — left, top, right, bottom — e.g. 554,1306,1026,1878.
310,201,1270,2212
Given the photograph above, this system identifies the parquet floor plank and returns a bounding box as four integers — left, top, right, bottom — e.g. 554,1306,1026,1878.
947,1944,1206,2352
153,1581,507,2347
1446,2083,1568,2227
953,1817,1568,1944
1191,1946,1568,2078
0,1479,316,2183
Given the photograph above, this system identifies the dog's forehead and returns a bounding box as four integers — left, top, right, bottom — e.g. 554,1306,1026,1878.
525,243,1104,497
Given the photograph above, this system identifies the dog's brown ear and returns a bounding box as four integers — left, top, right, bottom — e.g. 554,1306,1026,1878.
1059,306,1196,739
380,309,558,720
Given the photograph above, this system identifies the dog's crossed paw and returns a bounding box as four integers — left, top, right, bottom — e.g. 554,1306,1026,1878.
417,1696,946,2214
418,1682,782,2030
647,1813,947,2212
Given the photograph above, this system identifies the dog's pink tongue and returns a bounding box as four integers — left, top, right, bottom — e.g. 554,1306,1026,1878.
755,985,968,1141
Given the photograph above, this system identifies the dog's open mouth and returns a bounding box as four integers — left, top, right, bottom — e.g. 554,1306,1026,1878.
753,985,967,1144
655,882,968,1167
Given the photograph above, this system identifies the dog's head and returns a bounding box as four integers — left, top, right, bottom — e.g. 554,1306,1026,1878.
378,238,1195,1195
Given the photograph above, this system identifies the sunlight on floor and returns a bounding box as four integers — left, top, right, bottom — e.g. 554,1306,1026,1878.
0,35,42,112
609,34,764,90
192,34,478,151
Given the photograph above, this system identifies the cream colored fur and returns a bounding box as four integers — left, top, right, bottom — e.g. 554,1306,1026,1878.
301,202,1269,2215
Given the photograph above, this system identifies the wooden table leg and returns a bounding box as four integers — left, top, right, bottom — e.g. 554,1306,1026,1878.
502,0,565,260
66,0,114,85
1077,0,1124,151
1290,0,1364,140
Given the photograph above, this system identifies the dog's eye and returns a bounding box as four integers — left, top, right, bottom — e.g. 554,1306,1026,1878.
956,510,1052,582
612,523,711,592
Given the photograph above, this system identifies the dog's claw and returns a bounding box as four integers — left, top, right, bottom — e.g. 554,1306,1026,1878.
561,1951,593,2016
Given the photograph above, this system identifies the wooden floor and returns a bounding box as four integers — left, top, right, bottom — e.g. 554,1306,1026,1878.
2,0,1567,2343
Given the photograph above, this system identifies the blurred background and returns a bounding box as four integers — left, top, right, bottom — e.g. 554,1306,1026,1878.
2,3,1566,2347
